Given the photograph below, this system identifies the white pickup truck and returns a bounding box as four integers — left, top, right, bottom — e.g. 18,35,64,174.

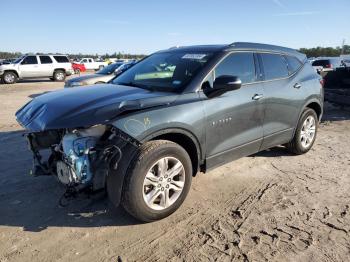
77,58,108,70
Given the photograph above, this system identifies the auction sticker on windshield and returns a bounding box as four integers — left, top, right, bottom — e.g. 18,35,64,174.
182,54,207,60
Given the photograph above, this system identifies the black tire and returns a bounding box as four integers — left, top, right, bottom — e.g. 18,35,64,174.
2,71,17,84
53,70,66,81
120,140,192,222
286,108,318,155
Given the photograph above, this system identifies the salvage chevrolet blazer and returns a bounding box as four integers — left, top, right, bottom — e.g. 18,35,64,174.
16,43,324,222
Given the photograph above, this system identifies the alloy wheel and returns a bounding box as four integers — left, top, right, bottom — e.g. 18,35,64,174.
142,157,185,211
300,115,316,148
4,73,15,83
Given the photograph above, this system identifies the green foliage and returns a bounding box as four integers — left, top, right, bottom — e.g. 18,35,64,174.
299,45,350,58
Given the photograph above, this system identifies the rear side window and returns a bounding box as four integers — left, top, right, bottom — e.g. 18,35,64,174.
21,56,38,65
260,53,289,80
39,56,52,64
312,60,329,67
53,56,69,63
285,55,302,75
214,52,256,84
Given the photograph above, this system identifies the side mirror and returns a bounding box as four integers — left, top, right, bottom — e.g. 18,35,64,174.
114,69,120,75
203,75,242,98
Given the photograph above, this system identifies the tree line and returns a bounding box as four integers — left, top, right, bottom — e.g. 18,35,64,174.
0,51,146,60
299,45,350,58
1,45,349,60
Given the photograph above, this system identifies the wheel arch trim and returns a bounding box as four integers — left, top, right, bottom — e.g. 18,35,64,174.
140,127,203,166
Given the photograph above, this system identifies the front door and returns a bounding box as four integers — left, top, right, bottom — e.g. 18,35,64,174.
202,52,265,169
19,56,40,78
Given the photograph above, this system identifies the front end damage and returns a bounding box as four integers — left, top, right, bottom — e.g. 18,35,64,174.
15,84,178,205
26,125,140,202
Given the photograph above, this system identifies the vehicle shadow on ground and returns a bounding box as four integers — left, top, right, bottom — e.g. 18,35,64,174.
251,146,294,158
19,79,55,84
0,130,140,232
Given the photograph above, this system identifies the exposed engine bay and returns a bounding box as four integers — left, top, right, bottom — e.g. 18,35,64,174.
26,125,140,198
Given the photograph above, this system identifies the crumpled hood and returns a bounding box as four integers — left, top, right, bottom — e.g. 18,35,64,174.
16,84,177,132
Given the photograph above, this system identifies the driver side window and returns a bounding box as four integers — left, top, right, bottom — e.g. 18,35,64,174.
21,56,38,65
214,52,256,84
202,52,256,90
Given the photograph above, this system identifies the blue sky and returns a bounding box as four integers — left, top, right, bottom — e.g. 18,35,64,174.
1,0,349,54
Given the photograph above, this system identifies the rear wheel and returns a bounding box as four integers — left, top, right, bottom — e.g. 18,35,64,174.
286,108,318,154
53,70,66,81
120,140,192,222
2,71,17,84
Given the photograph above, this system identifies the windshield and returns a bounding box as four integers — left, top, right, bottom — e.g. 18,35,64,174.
112,51,213,91
13,56,25,64
96,63,123,75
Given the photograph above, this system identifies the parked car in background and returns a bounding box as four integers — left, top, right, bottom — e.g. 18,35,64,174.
16,42,323,222
0,58,16,65
76,58,108,70
72,63,86,74
0,54,74,84
342,59,350,68
307,57,316,64
65,61,136,88
312,57,344,73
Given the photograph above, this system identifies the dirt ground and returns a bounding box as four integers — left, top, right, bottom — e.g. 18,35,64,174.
0,78,350,262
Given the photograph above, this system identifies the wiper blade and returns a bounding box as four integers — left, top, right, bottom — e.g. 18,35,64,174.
116,82,154,91
116,81,139,87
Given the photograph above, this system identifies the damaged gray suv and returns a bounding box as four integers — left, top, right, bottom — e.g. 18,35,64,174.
16,43,324,222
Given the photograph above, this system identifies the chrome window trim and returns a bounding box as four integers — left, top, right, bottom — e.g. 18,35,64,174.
197,50,305,91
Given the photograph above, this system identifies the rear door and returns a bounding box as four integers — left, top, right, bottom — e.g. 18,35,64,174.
202,52,265,169
18,56,40,77
38,55,54,77
258,53,304,149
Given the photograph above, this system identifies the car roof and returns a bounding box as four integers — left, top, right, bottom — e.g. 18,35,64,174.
24,54,68,56
158,42,306,62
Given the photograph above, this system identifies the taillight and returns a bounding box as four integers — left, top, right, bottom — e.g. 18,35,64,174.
325,64,332,68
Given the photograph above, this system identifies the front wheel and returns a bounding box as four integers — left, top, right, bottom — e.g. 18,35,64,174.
120,140,192,222
2,71,17,84
286,108,318,154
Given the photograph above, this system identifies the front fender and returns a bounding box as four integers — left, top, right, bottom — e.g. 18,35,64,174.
111,92,206,158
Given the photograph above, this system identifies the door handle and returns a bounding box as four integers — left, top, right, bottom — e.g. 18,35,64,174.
252,94,263,100
294,83,302,89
